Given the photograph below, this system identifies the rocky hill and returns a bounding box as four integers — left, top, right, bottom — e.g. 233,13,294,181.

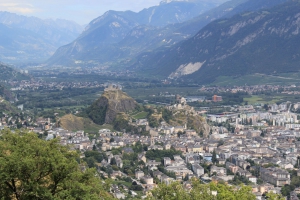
87,89,137,125
0,64,29,81
0,64,29,101
0,96,18,114
169,110,211,137
130,0,299,83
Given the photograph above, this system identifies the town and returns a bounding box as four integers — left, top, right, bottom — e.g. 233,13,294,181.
2,88,300,200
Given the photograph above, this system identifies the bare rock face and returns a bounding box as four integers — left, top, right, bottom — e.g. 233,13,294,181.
87,89,137,125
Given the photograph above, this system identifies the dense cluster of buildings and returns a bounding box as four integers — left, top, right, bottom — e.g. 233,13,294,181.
7,79,104,91
4,81,300,199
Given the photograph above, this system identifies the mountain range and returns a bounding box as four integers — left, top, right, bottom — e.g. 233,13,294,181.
0,12,83,64
129,0,299,83
2,0,299,85
46,0,229,66
47,0,294,83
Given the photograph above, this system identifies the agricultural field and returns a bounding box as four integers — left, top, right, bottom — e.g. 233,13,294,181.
132,112,148,119
212,73,300,86
244,94,300,105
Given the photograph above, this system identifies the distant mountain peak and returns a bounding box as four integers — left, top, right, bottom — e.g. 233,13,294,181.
160,0,189,4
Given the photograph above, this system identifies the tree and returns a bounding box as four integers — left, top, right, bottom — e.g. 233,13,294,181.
263,104,269,111
212,150,217,164
110,157,117,165
0,129,113,200
177,131,184,137
281,184,295,197
199,130,204,137
147,179,256,200
265,191,285,200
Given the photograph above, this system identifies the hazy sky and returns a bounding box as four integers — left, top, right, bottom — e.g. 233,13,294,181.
0,0,162,25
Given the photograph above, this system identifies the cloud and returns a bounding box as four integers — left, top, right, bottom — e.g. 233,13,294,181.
0,2,36,14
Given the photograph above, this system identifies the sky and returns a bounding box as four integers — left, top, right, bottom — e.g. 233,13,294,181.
0,0,162,25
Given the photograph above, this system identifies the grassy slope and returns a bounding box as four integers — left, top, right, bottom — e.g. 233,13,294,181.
59,114,113,133
0,96,18,114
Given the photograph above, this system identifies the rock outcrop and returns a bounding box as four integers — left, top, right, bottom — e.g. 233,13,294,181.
87,89,137,125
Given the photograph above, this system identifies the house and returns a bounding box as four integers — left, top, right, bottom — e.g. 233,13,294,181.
185,130,197,137
193,144,203,153
148,145,163,151
279,161,294,169
174,126,185,133
146,160,161,167
142,175,153,185
290,192,299,200
260,167,290,187
146,160,161,170
218,158,226,165
192,164,204,177
153,171,164,179
160,175,175,185
237,169,252,178
164,157,172,166
135,171,145,180
226,162,239,174
173,155,185,165
122,147,134,154
138,153,147,163
210,165,226,176
165,165,193,178
248,176,257,184
115,157,123,168
150,129,159,137
186,156,195,164
173,144,186,153
186,144,194,153
164,143,171,150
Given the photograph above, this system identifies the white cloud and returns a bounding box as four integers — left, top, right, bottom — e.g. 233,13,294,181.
0,2,36,14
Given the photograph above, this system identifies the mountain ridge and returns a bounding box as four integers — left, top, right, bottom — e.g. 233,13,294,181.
46,0,289,69
129,0,298,83
46,0,228,66
0,11,83,64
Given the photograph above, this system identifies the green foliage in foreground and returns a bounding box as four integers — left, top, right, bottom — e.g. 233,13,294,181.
146,180,285,200
0,129,113,200
147,180,256,200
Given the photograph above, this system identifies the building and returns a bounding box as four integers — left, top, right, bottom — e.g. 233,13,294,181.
135,171,145,180
212,95,222,102
142,175,153,185
260,167,290,187
164,157,172,166
192,164,204,177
